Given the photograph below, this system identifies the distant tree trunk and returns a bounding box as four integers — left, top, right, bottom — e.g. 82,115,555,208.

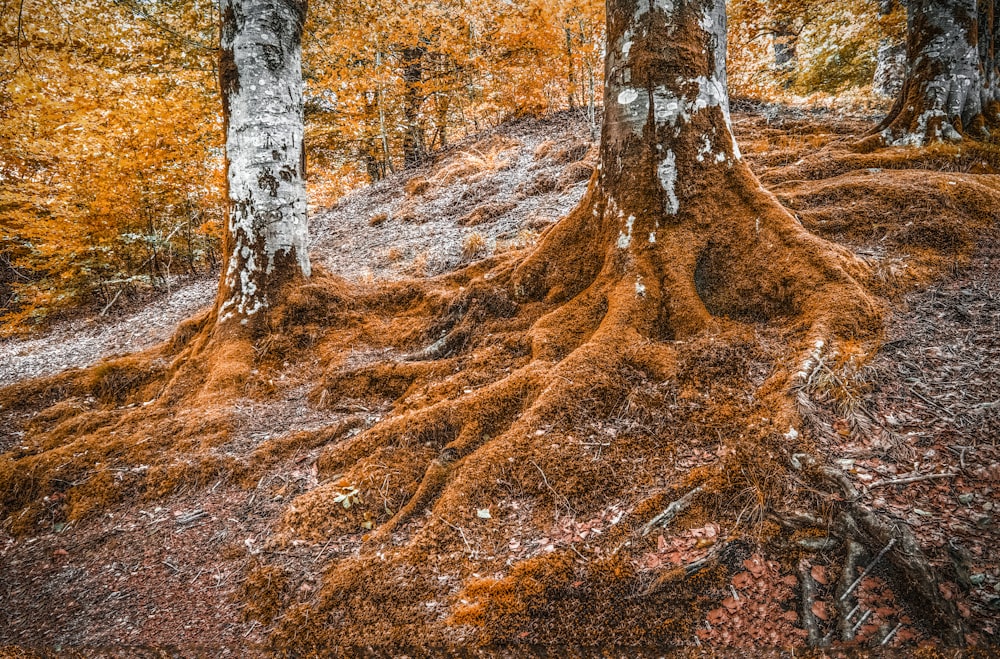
876,0,1000,145
979,0,1000,114
216,0,310,327
565,25,577,110
772,21,797,71
402,45,427,169
874,0,907,98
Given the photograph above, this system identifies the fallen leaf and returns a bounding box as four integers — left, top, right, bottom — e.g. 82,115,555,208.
722,596,741,613
811,565,829,585
707,608,727,625
811,601,828,621
732,571,753,589
743,554,766,577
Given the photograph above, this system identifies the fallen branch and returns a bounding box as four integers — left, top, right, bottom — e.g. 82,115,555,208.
640,485,704,537
868,472,957,488
798,558,823,647
840,538,895,602
791,453,966,646
835,539,865,641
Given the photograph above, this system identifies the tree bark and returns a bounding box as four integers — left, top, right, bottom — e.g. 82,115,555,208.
979,0,1000,114
877,0,1000,145
511,0,874,345
216,0,310,328
874,0,907,98
402,45,427,169
772,22,797,72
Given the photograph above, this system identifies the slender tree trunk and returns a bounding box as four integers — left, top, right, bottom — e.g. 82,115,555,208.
877,0,1000,145
772,22,797,72
402,45,427,169
565,25,577,110
216,0,310,327
979,0,1000,115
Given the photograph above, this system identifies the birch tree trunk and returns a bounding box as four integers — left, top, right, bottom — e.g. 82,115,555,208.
877,0,1000,145
216,0,310,328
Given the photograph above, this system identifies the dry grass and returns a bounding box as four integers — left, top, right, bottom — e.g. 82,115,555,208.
461,232,488,261
459,201,517,227
404,176,431,197
431,136,521,186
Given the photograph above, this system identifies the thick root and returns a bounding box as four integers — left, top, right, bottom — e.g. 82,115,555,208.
792,452,967,646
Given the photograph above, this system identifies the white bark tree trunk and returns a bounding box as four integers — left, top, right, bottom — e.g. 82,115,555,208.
217,0,310,327
879,0,988,144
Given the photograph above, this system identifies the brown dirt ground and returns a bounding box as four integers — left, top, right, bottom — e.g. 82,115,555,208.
2,107,999,657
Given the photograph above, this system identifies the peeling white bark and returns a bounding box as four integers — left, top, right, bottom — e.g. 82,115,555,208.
217,0,310,325
601,0,740,222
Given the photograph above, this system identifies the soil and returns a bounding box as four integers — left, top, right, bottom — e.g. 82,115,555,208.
2,108,999,656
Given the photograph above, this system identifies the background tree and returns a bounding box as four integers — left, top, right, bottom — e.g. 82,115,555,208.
728,0,887,98
0,0,223,333
877,0,1000,145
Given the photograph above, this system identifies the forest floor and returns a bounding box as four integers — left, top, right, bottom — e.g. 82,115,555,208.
2,107,999,656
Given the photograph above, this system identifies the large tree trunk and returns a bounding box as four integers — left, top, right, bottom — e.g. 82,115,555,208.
216,0,310,328
511,0,872,344
877,0,999,145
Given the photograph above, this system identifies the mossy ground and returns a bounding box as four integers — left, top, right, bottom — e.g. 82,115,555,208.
2,110,999,654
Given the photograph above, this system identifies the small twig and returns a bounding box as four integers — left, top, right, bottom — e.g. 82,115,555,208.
868,472,957,489
174,510,208,525
437,515,476,558
907,387,953,417
851,608,873,634
530,460,575,516
841,538,895,602
640,485,704,537
99,288,123,316
881,622,903,646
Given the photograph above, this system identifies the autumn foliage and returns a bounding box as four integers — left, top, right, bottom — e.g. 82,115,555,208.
0,0,899,333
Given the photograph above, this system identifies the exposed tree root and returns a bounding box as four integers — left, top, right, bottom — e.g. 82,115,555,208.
790,452,967,646
4,109,994,649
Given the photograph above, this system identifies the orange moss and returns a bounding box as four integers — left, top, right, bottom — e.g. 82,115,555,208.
0,115,989,650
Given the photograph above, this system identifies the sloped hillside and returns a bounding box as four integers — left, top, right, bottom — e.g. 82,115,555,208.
2,108,999,655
